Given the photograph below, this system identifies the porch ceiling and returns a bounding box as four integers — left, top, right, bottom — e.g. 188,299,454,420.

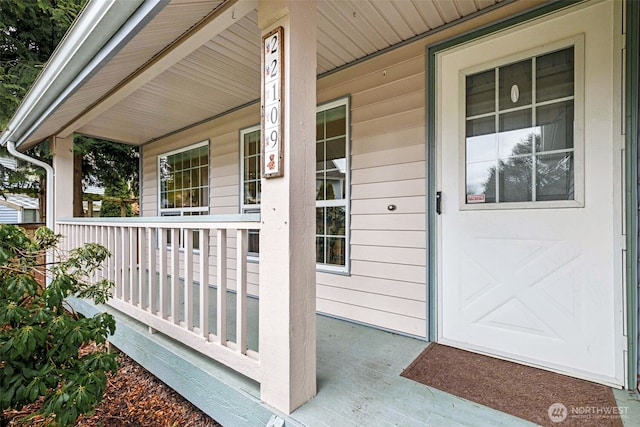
19,0,504,148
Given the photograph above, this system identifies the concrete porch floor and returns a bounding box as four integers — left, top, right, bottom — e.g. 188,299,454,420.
69,296,640,427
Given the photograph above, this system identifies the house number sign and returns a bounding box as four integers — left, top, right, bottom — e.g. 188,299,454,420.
262,27,284,178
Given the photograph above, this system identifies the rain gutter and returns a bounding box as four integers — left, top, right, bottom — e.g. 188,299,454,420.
5,142,54,231
0,0,168,149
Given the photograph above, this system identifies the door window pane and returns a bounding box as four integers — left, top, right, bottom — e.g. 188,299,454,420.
536,153,574,201
466,116,495,138
499,59,532,110
466,70,495,116
537,47,574,102
537,101,574,151
466,161,496,203
467,133,496,163
499,157,533,202
498,127,538,158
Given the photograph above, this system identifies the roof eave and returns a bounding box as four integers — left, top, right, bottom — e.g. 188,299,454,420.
0,0,169,150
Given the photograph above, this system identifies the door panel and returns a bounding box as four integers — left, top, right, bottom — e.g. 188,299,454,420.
436,1,624,386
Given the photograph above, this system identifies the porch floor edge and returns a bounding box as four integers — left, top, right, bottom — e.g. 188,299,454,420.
67,297,297,427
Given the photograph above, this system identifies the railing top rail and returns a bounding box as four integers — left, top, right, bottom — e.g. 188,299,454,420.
56,213,261,229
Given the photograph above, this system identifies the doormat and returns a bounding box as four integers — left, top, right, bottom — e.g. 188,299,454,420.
401,344,623,426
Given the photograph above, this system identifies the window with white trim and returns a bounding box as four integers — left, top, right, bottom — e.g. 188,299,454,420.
240,127,261,256
239,98,350,271
158,141,209,248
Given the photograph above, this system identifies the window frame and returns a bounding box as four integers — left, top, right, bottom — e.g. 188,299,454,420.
158,140,210,216
458,35,584,211
240,125,262,261
239,97,351,273
157,140,210,250
315,97,351,273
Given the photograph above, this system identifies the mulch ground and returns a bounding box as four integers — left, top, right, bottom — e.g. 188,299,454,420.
2,348,222,427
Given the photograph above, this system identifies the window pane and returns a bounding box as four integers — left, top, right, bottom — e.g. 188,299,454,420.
199,146,208,166
536,47,574,102
316,174,325,201
191,169,199,188
499,59,532,110
183,170,191,188
325,106,346,138
537,101,574,152
316,207,325,235
499,109,531,133
466,160,496,203
244,158,252,180
243,181,261,206
316,111,325,139
327,207,346,236
245,136,257,157
466,116,495,138
316,237,325,263
175,171,183,191
467,133,496,163
536,153,574,201
499,127,538,158
325,138,346,200
191,189,199,207
248,230,259,254
192,230,200,250
326,237,346,266
326,137,346,162
316,141,325,171
466,69,495,117
200,167,208,192
499,157,532,202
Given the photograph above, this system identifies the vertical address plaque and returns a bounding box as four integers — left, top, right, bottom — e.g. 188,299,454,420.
262,27,284,178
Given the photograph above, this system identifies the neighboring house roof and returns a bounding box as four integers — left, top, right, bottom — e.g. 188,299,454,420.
0,0,505,150
0,156,17,170
0,193,39,210
84,185,104,196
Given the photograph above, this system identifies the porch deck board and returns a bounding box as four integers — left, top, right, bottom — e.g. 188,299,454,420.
291,315,536,427
69,296,638,426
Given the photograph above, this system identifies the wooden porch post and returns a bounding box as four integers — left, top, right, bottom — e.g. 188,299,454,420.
52,135,75,231
257,0,317,414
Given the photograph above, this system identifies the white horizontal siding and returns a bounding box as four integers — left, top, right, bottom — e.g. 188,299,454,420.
0,206,19,224
317,298,425,337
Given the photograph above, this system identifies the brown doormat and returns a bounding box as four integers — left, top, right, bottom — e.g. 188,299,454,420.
401,344,623,427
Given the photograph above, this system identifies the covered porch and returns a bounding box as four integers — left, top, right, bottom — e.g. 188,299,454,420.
1,0,639,422
69,290,640,427
59,217,640,426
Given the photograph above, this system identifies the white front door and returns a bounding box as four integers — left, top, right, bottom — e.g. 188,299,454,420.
436,1,625,386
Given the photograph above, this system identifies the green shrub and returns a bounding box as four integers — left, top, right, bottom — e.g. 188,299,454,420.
0,225,117,426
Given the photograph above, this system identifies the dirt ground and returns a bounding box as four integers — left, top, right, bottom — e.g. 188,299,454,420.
2,349,222,427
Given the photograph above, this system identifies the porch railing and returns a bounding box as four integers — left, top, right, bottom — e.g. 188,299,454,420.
56,214,262,382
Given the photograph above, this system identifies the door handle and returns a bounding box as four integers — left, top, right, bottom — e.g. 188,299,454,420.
436,191,442,215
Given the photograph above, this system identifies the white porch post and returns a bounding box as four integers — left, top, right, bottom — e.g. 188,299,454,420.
258,0,317,414
52,135,74,230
